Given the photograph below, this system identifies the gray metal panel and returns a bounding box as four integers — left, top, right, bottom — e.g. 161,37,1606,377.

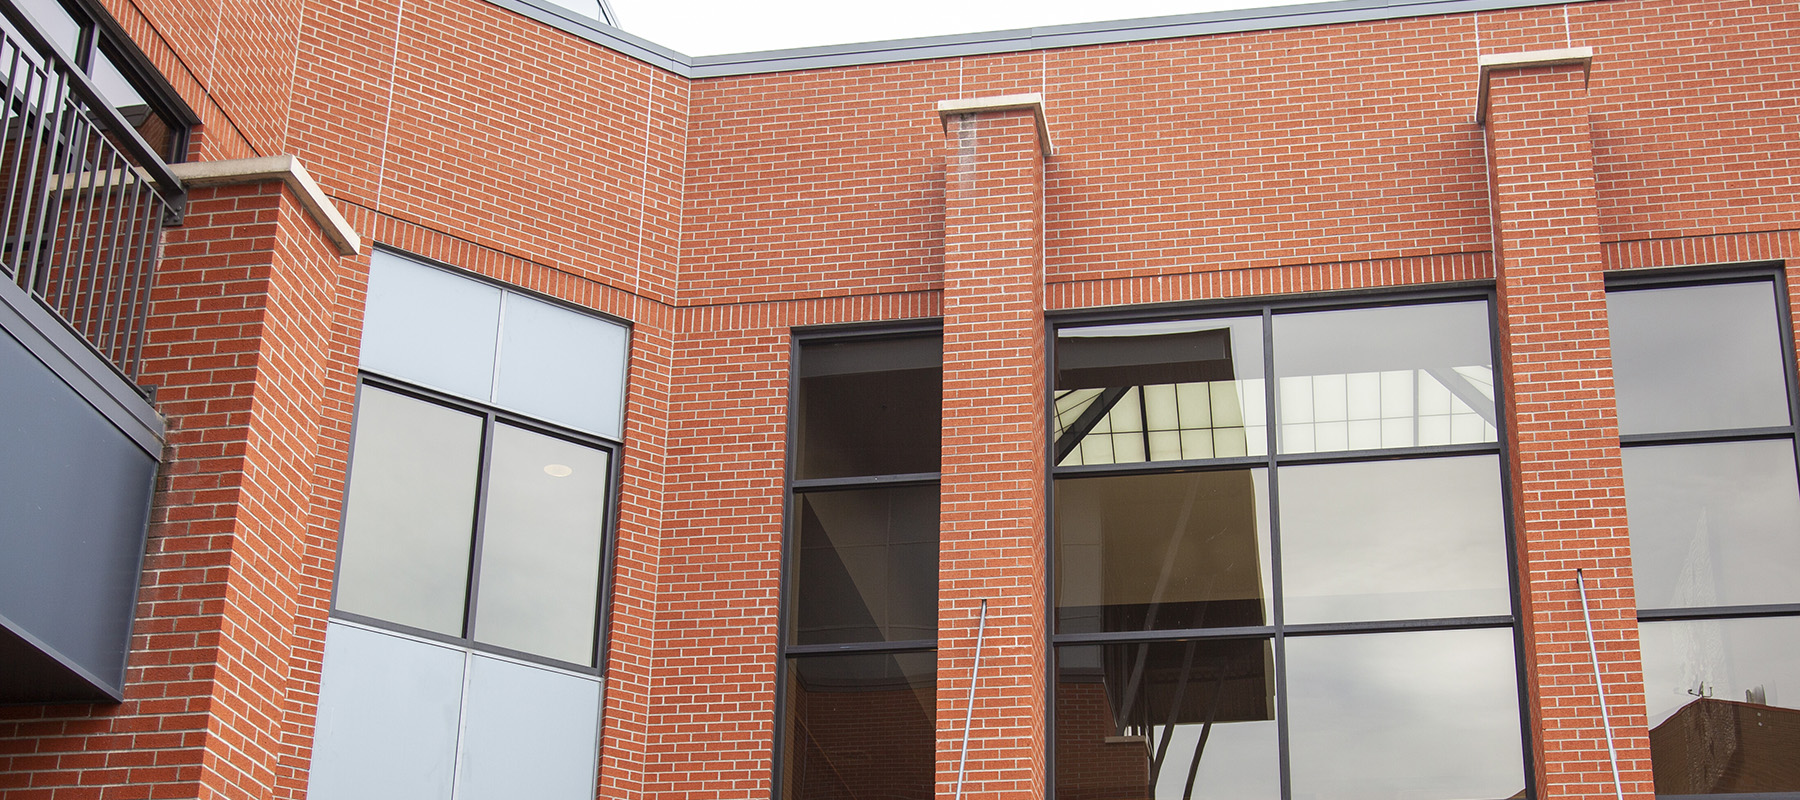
467,0,1601,79
455,655,603,800
308,623,466,800
0,275,162,452
0,320,158,702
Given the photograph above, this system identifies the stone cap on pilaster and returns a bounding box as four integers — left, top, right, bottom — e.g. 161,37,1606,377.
1474,46,1593,125
936,93,1055,157
169,155,362,255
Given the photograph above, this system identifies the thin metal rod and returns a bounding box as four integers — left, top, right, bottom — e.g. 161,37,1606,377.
1574,568,1626,800
953,599,989,800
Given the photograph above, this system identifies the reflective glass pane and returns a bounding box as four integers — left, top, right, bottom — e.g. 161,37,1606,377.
781,652,935,800
1279,455,1511,624
336,387,481,636
1055,470,1271,634
1639,617,1800,795
471,424,610,665
1608,282,1791,435
1286,628,1525,800
789,485,937,645
493,292,629,439
1056,317,1267,466
308,623,465,800
795,336,941,479
1274,302,1496,454
1624,440,1800,610
1055,640,1278,800
457,655,603,800
360,252,500,401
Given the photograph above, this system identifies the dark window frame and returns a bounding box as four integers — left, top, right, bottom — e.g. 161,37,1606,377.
1045,284,1537,800
773,321,944,800
328,372,624,677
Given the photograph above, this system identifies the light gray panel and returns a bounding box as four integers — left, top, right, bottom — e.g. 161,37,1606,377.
308,624,465,800
361,251,501,400
493,292,628,438
456,655,602,800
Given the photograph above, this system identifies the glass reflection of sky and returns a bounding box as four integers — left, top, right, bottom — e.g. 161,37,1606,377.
1639,617,1800,728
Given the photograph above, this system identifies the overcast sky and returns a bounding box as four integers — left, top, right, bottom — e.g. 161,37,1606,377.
606,0,1301,56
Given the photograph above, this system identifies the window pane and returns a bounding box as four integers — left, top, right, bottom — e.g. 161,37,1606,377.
1274,302,1496,454
795,336,941,479
1056,317,1266,466
1055,640,1277,800
789,486,937,646
308,623,465,800
1624,440,1800,610
1639,617,1800,795
1608,282,1792,435
336,387,481,636
781,652,934,800
1286,628,1525,800
493,292,629,439
1055,470,1270,634
361,252,500,401
1278,455,1511,624
471,424,610,665
456,655,603,800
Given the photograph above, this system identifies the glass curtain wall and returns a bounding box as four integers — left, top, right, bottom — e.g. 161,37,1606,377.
1050,297,1529,800
779,332,943,800
1608,270,1800,797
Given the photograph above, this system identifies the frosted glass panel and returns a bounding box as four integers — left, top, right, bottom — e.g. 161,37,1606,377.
361,251,500,400
472,424,610,665
336,386,481,636
457,655,602,800
494,292,629,438
308,624,465,800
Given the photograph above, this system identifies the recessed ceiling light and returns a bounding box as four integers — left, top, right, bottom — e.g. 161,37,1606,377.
544,464,574,478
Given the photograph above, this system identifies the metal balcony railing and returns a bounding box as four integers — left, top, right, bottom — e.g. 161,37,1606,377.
0,0,183,383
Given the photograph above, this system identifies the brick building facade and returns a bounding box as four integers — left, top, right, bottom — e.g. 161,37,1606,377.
1,0,1797,798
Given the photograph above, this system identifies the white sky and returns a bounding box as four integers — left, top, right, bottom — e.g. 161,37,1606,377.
606,0,1301,56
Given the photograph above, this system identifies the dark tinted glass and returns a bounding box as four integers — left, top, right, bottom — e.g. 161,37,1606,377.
1056,317,1266,466
789,486,938,645
1279,455,1510,623
471,424,610,665
1055,470,1270,634
1285,629,1525,800
1624,440,1800,610
781,652,935,800
336,387,482,635
1055,640,1278,800
1639,617,1800,795
1608,282,1791,435
796,336,941,479
1273,302,1496,454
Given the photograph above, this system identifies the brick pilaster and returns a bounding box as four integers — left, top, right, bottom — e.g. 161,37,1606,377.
1482,50,1655,800
936,95,1050,799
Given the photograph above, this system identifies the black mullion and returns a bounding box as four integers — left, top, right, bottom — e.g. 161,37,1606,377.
461,410,499,641
1270,440,1500,466
1052,453,1267,479
591,438,624,670
1637,603,1800,622
1052,625,1277,646
790,471,940,491
1619,427,1795,448
330,611,603,676
326,379,375,614
784,639,937,656
1263,307,1292,800
1488,288,1538,800
1046,281,1495,330
771,335,801,800
1279,615,1515,636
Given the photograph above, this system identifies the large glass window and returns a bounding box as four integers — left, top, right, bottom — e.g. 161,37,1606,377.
311,251,628,800
779,331,941,800
1051,297,1527,800
1609,271,1800,797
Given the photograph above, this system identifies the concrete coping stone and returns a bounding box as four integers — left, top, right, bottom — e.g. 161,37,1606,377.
936,93,1056,157
1474,46,1595,124
168,155,362,256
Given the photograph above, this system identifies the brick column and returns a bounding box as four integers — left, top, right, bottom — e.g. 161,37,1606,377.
1481,50,1655,800
935,94,1052,799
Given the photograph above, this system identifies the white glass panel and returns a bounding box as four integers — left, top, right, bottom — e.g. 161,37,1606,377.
494,292,629,439
361,251,500,400
456,655,602,800
308,623,465,800
471,424,610,665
